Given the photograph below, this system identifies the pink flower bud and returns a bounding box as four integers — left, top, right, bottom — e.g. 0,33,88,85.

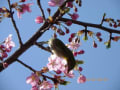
3,62,8,68
35,16,43,24
2,52,8,58
96,32,101,37
70,33,76,38
68,38,72,42
93,41,97,48
0,45,5,49
77,75,86,83
5,48,11,52
71,13,79,20
73,52,78,56
65,28,69,34
79,67,83,72
56,70,62,74
77,50,84,54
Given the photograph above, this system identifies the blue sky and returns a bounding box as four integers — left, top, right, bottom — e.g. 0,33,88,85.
0,0,120,90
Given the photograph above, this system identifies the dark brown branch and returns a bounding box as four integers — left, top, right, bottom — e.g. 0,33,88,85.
16,59,36,72
35,42,52,53
7,0,23,46
37,0,46,20
59,18,120,34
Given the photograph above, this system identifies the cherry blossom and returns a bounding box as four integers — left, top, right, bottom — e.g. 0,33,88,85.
26,73,39,87
63,68,74,78
35,16,44,24
4,34,15,49
17,3,33,18
48,0,64,7
77,75,86,83
47,54,67,72
31,86,38,90
39,81,53,90
67,41,80,50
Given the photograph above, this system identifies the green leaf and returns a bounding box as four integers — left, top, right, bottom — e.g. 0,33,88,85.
76,60,84,64
83,36,88,41
104,41,111,49
64,8,70,13
60,80,71,85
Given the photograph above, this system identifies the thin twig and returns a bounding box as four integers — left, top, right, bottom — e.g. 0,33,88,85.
100,13,106,26
59,18,120,34
16,59,58,83
16,59,36,72
37,0,46,20
35,42,52,53
7,0,23,46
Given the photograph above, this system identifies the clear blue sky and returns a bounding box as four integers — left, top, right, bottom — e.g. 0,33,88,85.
0,0,120,90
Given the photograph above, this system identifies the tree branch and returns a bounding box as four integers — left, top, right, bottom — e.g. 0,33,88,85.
59,18,120,34
37,0,46,20
7,0,23,46
16,59,36,72
35,42,52,53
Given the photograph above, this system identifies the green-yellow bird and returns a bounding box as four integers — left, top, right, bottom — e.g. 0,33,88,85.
48,38,76,72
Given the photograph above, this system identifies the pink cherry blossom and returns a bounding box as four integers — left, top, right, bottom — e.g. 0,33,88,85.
17,3,33,18
71,13,79,20
26,73,39,87
35,16,44,24
31,86,38,90
63,68,74,78
77,75,86,83
47,54,67,72
4,34,15,49
48,0,64,7
67,41,80,50
39,81,53,90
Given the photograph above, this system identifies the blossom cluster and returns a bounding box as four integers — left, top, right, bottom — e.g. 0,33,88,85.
26,40,86,90
0,34,15,68
26,73,53,90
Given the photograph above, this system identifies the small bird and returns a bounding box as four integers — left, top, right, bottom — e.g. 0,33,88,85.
48,37,76,72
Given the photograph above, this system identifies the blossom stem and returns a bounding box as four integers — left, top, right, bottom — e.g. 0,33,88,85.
16,59,36,72
7,0,23,47
37,0,46,20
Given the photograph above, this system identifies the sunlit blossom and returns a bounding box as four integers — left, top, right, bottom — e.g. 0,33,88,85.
47,54,67,72
63,68,74,78
67,41,80,50
35,16,44,24
17,3,33,18
77,75,86,83
26,73,39,87
4,34,15,49
48,0,64,7
39,81,53,90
